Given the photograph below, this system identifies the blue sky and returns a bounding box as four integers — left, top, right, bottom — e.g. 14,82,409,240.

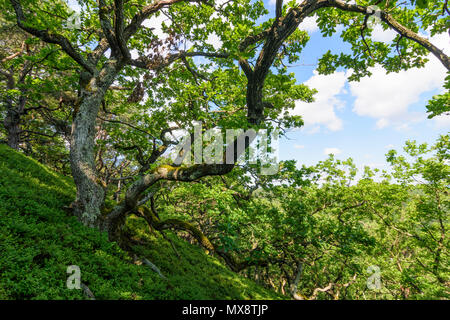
258,1,450,171
67,0,449,172
196,0,449,171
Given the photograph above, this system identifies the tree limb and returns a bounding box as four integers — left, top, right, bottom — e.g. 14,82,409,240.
9,0,96,74
114,0,131,60
129,50,230,71
0,41,26,64
326,0,450,70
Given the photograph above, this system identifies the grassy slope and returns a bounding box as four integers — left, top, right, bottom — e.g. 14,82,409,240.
0,145,282,300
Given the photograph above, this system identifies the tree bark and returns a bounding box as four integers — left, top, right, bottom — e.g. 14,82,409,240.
3,102,22,150
3,77,26,150
70,68,117,227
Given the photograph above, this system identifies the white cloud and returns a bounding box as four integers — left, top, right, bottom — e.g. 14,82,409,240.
434,114,450,128
143,11,171,39
371,24,397,42
130,49,139,59
324,147,342,155
215,0,231,5
349,32,449,130
206,32,222,50
292,71,347,132
67,0,81,12
299,17,319,33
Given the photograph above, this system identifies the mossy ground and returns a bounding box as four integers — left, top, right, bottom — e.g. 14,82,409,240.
0,145,283,299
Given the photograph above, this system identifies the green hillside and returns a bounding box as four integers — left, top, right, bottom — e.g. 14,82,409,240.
0,145,282,300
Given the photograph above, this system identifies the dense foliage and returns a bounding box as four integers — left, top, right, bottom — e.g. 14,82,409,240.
154,135,449,299
0,144,282,299
0,0,448,300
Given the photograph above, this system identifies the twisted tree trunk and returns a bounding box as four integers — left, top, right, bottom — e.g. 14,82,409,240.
3,102,22,150
2,72,25,150
70,96,104,226
70,68,118,227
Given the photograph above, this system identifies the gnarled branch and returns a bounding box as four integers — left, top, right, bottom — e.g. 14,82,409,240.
9,0,96,74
